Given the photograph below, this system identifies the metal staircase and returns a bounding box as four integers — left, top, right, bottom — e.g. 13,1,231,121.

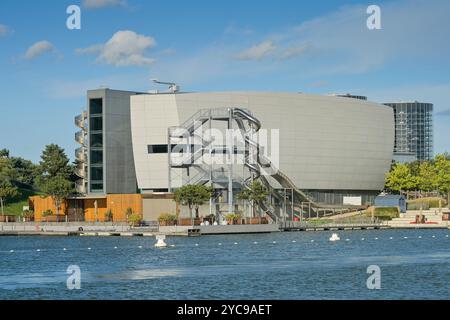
168,107,359,222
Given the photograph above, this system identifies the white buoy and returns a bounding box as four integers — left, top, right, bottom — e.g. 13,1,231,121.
63,248,67,251
253,241,258,244
114,246,118,249
218,243,222,246
361,238,365,241
404,237,408,239
272,241,277,244
170,244,175,247
234,242,238,245
10,250,14,253
432,235,436,238
418,236,422,239
194,243,199,247
292,240,296,243
446,235,449,238
345,239,350,241
87,247,91,250
329,233,340,242
36,249,41,252
138,246,143,249
311,240,315,242
154,235,167,248
389,237,393,240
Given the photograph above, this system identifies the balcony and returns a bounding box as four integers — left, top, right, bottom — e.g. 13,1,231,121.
75,147,86,162
75,130,86,145
74,111,87,129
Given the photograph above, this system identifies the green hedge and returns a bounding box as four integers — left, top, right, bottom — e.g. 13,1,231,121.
365,207,399,220
407,197,447,210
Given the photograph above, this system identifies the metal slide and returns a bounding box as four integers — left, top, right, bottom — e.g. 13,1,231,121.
232,108,329,219
169,107,358,222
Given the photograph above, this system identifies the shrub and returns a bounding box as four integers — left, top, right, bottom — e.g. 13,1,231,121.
105,209,113,222
125,207,133,220
23,209,34,218
407,197,447,210
158,213,177,223
365,207,399,220
128,212,142,226
225,213,241,224
42,209,53,217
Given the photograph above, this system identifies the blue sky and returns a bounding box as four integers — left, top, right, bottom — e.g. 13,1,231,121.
0,0,449,162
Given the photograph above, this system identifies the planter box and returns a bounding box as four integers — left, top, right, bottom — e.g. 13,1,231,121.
159,220,177,226
246,218,263,225
42,215,66,222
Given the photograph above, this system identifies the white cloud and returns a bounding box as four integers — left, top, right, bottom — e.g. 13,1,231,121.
82,0,127,9
24,40,55,60
279,43,310,60
234,40,276,60
77,30,157,66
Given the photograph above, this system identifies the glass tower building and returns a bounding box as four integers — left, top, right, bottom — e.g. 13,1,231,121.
384,101,433,161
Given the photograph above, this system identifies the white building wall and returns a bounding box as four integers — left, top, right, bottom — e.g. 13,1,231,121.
130,92,394,192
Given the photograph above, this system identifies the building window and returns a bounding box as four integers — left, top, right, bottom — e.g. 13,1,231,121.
90,150,103,165
90,117,103,131
90,167,103,181
148,144,168,154
89,98,103,115
90,133,103,148
90,183,103,192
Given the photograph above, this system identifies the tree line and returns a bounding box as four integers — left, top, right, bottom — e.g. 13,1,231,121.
0,145,75,215
385,153,450,203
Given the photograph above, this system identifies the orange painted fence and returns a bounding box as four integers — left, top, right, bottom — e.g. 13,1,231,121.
29,194,143,222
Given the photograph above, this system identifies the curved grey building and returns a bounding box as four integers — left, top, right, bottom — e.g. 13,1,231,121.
130,92,394,206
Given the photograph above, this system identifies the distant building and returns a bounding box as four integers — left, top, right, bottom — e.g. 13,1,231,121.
74,88,144,195
374,194,406,213
384,101,433,162
392,152,417,164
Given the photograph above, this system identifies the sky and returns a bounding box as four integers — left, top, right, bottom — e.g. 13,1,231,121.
0,0,449,162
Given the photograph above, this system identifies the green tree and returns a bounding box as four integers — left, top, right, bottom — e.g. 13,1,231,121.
0,157,19,215
37,144,73,178
174,184,213,222
385,163,418,194
36,145,74,215
417,161,438,192
237,180,269,216
435,154,450,204
9,157,38,186
0,149,9,158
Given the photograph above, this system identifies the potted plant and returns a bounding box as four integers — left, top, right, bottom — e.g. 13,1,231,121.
105,209,113,222
158,213,177,226
125,207,133,222
128,212,142,227
225,213,241,225
23,209,34,222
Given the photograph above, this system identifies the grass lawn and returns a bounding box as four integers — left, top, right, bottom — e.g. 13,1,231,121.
2,188,42,216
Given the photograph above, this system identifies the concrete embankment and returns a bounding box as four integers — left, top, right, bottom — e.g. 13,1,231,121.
0,222,190,237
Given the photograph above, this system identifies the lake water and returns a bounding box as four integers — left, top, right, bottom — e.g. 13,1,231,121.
1,229,449,300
